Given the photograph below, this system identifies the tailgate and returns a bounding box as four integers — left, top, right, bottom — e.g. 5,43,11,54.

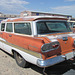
58,37,73,53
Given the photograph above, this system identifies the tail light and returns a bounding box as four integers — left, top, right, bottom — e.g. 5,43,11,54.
41,41,60,53
52,44,59,48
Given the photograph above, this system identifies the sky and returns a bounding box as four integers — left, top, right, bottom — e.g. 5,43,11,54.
0,0,75,17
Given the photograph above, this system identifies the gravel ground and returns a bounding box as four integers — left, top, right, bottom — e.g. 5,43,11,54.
0,49,42,75
0,49,75,75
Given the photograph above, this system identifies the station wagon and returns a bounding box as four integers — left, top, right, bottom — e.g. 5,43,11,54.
0,16,75,68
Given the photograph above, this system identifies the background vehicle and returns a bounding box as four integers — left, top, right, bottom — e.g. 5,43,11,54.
68,19,75,32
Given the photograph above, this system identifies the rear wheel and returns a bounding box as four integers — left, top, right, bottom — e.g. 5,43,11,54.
14,52,29,68
72,57,75,65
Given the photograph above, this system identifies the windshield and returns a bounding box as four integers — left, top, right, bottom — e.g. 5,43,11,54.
36,21,72,34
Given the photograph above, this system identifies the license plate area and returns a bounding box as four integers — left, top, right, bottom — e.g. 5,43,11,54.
65,52,74,60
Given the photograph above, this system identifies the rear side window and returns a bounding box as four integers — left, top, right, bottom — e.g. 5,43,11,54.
6,23,13,32
14,23,32,35
1,23,5,31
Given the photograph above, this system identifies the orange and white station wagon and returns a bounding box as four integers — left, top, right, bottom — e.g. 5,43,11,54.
0,16,75,68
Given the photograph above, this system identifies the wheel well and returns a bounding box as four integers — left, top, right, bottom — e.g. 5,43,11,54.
12,49,17,56
12,49,22,58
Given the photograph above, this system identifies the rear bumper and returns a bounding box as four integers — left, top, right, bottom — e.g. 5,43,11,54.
37,51,75,68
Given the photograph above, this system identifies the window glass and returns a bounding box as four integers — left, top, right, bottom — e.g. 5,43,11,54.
6,23,13,32
37,22,48,34
14,23,31,35
36,21,71,34
1,23,5,31
46,22,67,31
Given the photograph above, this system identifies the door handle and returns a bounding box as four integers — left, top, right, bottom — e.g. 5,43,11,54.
9,35,12,37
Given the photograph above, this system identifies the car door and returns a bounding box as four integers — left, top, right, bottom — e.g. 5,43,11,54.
5,23,13,43
0,23,6,49
3,23,13,53
12,22,32,49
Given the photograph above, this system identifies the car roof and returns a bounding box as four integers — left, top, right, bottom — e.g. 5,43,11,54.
1,16,68,22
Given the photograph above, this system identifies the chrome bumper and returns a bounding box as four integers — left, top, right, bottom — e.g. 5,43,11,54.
65,52,75,60
37,55,65,67
37,51,75,68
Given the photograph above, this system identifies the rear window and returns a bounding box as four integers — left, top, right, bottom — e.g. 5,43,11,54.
36,21,71,34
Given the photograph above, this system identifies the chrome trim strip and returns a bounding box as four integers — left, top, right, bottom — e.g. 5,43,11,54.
0,37,6,42
37,55,65,67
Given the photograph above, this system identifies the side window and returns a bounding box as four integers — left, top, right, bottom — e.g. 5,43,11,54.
6,23,13,32
14,23,32,35
1,23,5,31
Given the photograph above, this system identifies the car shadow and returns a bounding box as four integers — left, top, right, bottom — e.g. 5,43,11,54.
0,48,14,58
30,60,75,75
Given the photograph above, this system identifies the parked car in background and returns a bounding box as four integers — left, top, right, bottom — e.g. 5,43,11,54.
0,16,75,68
68,20,75,32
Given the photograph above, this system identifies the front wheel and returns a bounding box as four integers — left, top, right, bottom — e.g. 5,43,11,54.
14,52,29,68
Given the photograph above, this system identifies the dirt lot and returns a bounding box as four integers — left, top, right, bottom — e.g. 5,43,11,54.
0,49,42,75
0,49,75,75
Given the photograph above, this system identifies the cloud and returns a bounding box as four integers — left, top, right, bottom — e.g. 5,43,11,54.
64,0,75,2
0,0,29,14
50,5,75,17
